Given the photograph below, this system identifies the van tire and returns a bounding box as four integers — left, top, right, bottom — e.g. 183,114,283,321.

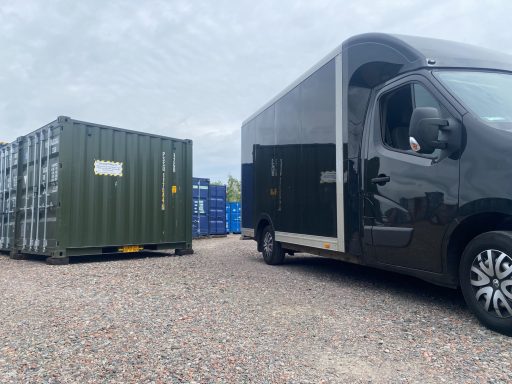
460,231,512,336
261,225,285,265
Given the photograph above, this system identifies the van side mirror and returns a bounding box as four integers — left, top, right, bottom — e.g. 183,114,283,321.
409,107,448,154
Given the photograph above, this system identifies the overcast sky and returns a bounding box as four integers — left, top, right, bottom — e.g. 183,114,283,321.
1,0,511,182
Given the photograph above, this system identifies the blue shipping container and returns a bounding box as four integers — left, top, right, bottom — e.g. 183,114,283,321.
209,185,227,235
228,202,241,234
226,203,230,233
192,177,210,238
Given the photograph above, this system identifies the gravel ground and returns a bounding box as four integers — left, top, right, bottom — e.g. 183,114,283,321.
1,235,511,383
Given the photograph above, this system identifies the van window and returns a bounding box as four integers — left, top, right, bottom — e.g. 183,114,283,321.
436,71,512,125
380,83,442,151
413,84,441,110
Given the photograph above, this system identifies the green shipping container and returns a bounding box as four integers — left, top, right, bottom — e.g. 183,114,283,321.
0,116,193,264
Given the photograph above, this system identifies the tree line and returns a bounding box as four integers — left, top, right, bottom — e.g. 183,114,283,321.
211,175,240,202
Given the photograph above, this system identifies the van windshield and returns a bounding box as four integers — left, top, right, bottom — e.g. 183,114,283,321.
436,71,512,124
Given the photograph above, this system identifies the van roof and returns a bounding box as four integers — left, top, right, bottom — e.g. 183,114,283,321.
346,33,512,72
243,33,512,126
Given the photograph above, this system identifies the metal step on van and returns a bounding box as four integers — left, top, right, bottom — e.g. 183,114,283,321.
241,33,512,335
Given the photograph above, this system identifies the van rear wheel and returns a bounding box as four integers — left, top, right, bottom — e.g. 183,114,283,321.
460,231,512,336
261,225,285,265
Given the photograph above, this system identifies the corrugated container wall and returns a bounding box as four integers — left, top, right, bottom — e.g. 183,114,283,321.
0,142,19,251
1,116,193,262
225,203,230,233
192,177,210,238
228,202,241,234
208,185,227,235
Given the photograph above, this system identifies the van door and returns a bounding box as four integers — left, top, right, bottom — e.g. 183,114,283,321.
364,76,460,273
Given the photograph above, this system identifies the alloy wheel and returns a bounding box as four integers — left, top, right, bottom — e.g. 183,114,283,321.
263,232,273,258
470,249,512,318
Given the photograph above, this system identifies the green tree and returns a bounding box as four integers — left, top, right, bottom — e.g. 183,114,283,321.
211,180,223,185
226,174,241,202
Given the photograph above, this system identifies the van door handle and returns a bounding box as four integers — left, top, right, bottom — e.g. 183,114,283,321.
371,175,390,185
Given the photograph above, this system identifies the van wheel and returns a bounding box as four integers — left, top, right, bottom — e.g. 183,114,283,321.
261,225,285,265
460,231,512,336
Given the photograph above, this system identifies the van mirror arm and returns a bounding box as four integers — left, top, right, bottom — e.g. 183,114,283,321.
432,119,462,163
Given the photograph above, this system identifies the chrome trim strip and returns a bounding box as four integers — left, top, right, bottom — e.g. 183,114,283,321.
335,53,345,253
275,231,338,252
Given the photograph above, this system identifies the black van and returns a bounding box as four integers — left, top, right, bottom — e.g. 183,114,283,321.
241,33,512,335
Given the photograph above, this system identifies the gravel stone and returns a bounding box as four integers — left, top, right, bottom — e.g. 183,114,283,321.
1,235,512,383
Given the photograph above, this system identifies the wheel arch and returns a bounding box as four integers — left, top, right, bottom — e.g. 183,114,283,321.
444,209,512,286
255,214,274,252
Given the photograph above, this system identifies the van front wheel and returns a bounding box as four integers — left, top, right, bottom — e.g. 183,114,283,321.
261,226,285,265
460,231,512,336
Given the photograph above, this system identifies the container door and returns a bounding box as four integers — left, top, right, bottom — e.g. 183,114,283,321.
230,202,241,233
225,203,230,233
0,146,8,250
15,128,60,253
192,178,209,237
16,128,60,253
41,128,60,252
208,185,217,235
218,186,227,234
209,185,227,235
0,143,19,251
16,135,34,252
192,179,200,237
199,181,209,236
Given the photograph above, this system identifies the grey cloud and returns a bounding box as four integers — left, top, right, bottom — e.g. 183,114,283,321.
1,0,511,181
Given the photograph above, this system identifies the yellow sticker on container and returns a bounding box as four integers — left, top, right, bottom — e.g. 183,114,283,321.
118,245,143,253
172,185,177,194
323,243,331,249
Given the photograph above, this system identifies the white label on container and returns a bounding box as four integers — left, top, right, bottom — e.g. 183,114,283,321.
50,138,59,154
320,171,336,184
50,163,59,182
94,160,123,177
